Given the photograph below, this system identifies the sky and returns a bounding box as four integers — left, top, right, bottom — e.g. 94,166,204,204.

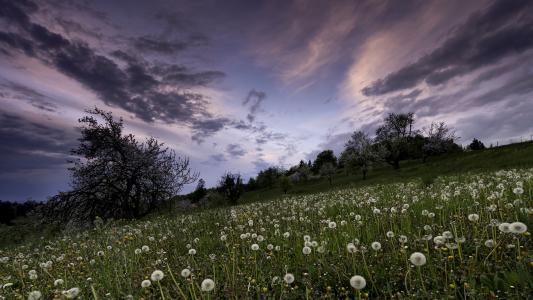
1,0,532,202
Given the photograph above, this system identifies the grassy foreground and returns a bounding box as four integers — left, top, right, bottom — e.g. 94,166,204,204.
1,168,532,299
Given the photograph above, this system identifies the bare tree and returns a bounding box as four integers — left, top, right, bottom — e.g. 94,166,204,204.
44,108,197,226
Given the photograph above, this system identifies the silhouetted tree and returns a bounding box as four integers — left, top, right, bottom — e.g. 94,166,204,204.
246,177,258,191
190,178,207,203
374,112,416,169
44,108,197,226
312,150,337,174
256,167,282,189
218,173,244,205
279,175,292,194
320,162,336,186
468,138,486,151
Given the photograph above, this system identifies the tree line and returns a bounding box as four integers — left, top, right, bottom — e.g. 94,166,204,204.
215,112,489,202
4,110,490,227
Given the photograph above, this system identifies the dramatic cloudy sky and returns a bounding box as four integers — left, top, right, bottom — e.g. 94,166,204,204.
1,0,532,201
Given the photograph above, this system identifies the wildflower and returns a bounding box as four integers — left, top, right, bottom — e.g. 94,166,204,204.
54,279,64,286
371,242,381,251
267,244,274,250
62,287,80,299
409,252,427,266
484,239,495,248
28,269,38,280
141,280,151,288
513,187,524,195
346,243,357,253
386,231,394,238
284,273,295,284
398,235,408,243
468,214,479,222
134,248,142,255
150,270,164,282
28,290,42,300
510,222,527,234
433,236,445,245
350,275,366,290
328,221,337,229
141,245,150,252
302,246,311,255
188,249,197,255
251,244,260,251
181,268,191,278
97,251,104,257
201,279,215,292
283,232,290,238
498,222,511,233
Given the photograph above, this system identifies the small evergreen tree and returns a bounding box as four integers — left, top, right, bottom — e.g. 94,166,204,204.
218,173,244,205
468,138,486,151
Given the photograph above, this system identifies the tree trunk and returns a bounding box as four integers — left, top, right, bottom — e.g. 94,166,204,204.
362,170,367,180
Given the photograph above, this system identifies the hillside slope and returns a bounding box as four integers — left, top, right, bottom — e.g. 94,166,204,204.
241,141,533,204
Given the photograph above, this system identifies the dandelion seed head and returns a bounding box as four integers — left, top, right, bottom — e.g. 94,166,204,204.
201,278,215,291
350,275,366,290
409,252,427,266
150,270,164,282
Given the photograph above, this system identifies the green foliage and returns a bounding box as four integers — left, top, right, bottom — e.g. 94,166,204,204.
241,141,533,204
312,150,337,174
469,138,486,150
218,173,244,205
279,175,292,194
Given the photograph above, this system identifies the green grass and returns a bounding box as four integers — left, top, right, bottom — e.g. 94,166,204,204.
0,168,531,299
241,141,533,204
1,142,532,299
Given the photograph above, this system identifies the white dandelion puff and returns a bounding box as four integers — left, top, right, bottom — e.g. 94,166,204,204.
150,270,164,282
409,252,427,266
350,275,366,290
201,278,215,292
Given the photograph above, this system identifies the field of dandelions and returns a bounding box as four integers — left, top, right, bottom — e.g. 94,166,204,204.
1,169,532,299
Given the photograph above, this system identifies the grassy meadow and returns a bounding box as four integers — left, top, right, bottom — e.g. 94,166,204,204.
1,167,532,299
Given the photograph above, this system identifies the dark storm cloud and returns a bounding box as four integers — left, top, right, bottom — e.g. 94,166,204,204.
242,89,266,122
54,17,103,40
0,112,75,175
132,36,189,54
0,0,229,142
191,117,231,143
243,89,266,122
0,79,57,112
201,153,227,166
362,0,533,96
457,99,533,143
226,143,246,158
